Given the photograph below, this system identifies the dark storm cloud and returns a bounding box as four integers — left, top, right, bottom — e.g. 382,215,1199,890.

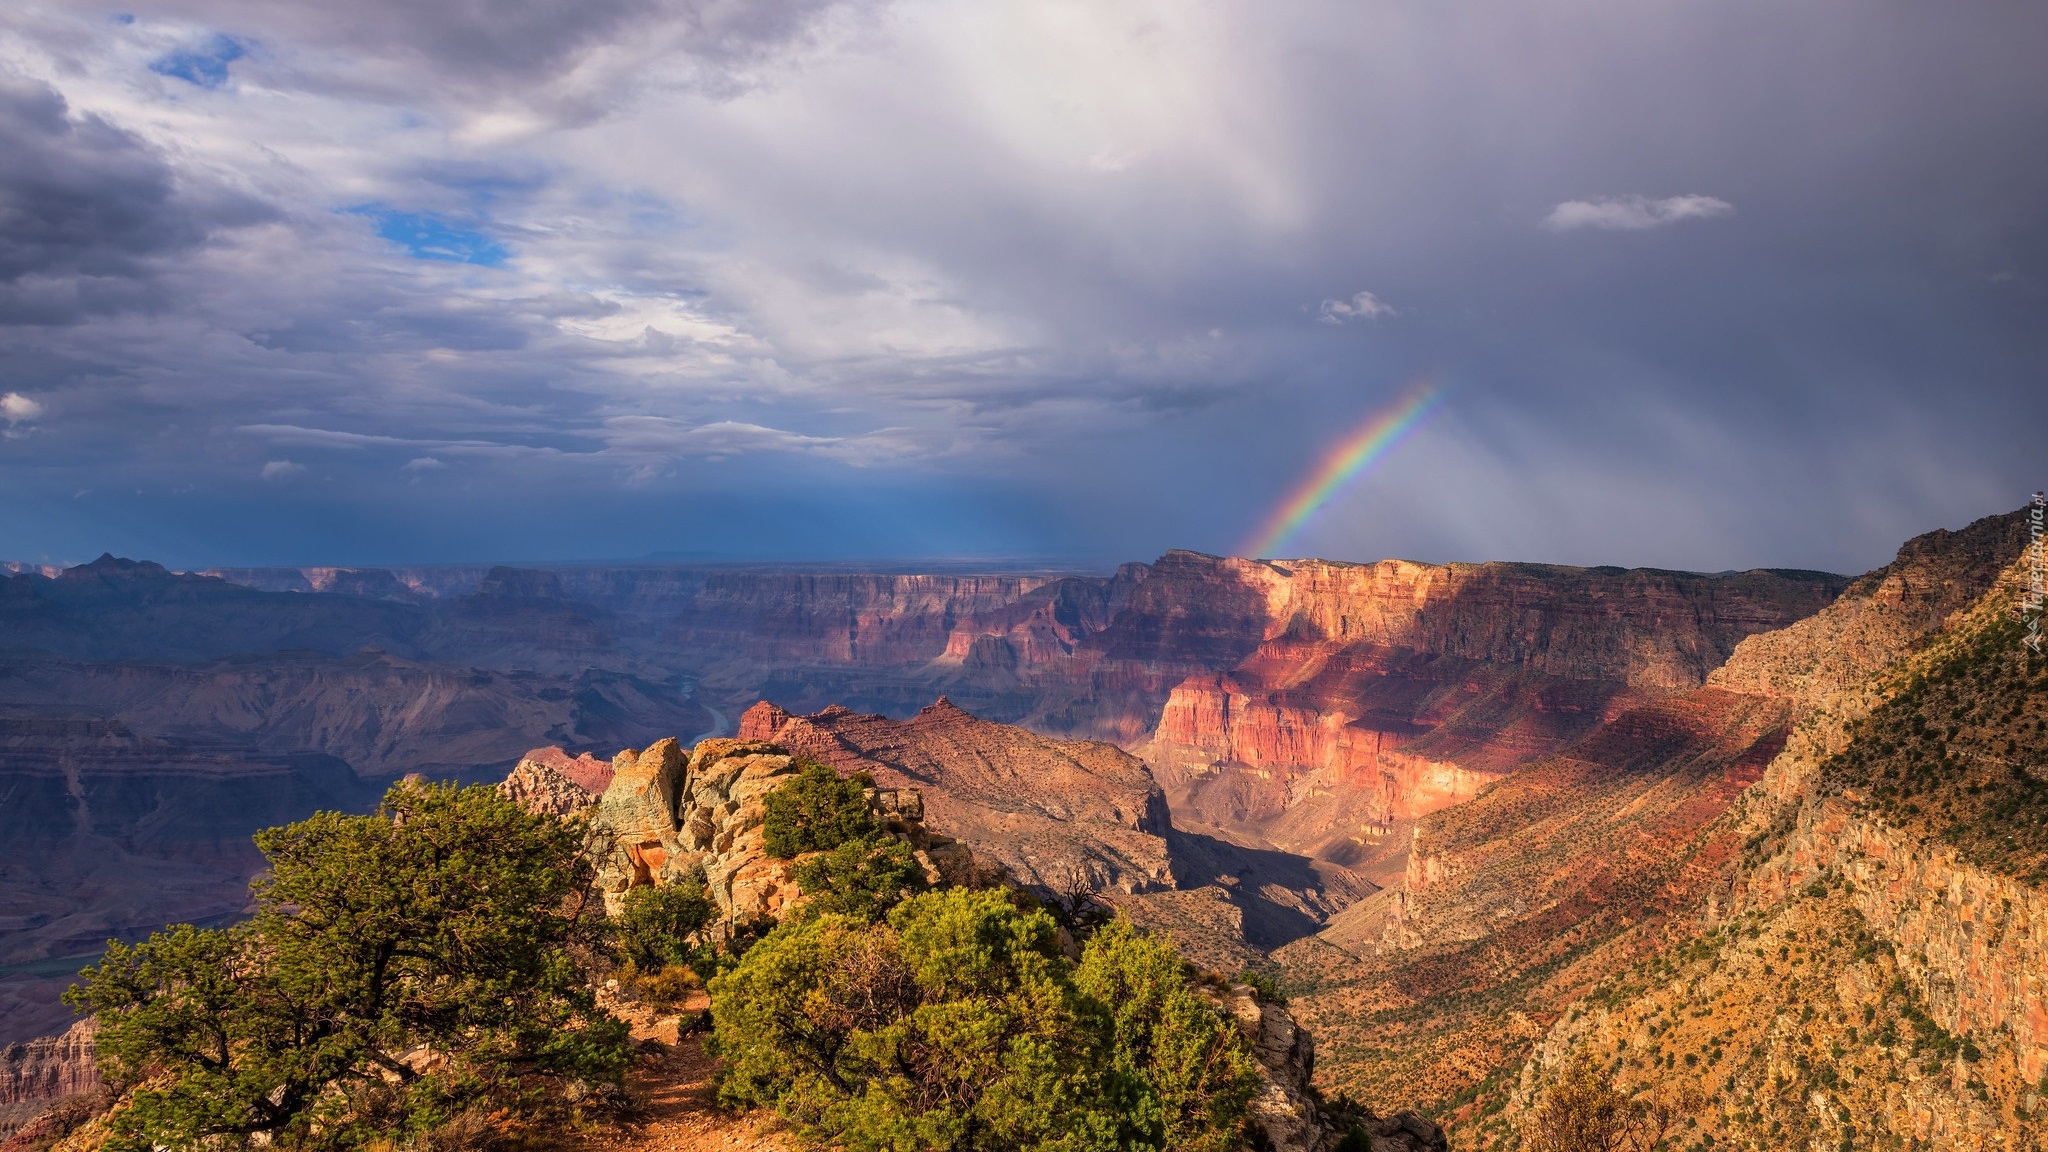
0,78,177,302
0,0,2042,570
0,73,272,324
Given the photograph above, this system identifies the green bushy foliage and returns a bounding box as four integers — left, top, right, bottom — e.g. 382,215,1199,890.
618,873,717,968
793,833,930,922
66,781,631,1151
709,888,1260,1152
1234,969,1287,1005
1074,921,1263,1152
762,759,879,858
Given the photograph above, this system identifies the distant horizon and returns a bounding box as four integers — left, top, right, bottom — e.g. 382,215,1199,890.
27,517,2004,584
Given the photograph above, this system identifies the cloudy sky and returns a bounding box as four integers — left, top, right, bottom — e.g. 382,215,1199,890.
0,0,2041,572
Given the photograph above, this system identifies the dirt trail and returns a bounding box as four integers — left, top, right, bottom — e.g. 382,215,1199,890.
558,992,788,1152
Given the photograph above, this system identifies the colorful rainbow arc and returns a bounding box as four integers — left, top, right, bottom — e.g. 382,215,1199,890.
1240,383,1444,559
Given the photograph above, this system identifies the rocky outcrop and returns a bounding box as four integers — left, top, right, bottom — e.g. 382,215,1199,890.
0,1019,98,1143
0,1020,96,1109
590,737,969,924
498,757,599,817
738,698,1174,894
516,746,615,794
1709,509,2032,710
1208,984,1446,1152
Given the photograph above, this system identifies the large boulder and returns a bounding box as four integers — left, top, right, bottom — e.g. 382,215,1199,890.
497,757,599,818
590,737,969,925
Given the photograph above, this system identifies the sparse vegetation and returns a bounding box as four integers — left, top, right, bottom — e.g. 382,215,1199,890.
1819,616,2048,882
1522,1056,1697,1152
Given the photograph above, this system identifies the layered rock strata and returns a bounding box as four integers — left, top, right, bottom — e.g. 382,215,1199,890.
738,698,1175,894
0,1020,98,1143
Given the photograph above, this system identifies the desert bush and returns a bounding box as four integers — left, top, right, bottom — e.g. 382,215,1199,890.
1074,920,1262,1152
793,833,930,922
623,961,703,1012
1522,1057,1697,1152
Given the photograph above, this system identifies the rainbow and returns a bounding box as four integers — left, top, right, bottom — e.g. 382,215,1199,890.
1240,382,1443,559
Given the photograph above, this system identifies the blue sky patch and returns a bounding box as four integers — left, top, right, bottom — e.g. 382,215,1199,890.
149,34,247,89
347,206,510,266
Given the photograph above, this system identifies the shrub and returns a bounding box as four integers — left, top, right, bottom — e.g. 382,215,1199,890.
67,781,631,1151
618,873,716,967
709,889,1258,1152
794,833,930,922
1075,920,1262,1152
762,760,878,858
1522,1056,1698,1152
1236,969,1288,1005
625,962,702,1012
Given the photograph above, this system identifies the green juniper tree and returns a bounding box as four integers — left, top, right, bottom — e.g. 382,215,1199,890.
67,781,632,1151
762,759,880,857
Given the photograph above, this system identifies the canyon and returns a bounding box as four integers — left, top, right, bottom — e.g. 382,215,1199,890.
1272,507,2043,1147
8,510,2039,1151
0,548,1842,1049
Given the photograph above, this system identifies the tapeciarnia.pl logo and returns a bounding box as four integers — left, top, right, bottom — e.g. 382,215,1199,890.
2026,491,2045,655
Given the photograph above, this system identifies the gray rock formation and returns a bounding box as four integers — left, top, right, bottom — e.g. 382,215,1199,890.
497,757,599,817
1211,983,1446,1152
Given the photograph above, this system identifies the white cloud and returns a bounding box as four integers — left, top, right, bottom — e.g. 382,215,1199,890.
2,392,45,423
599,416,929,465
1318,290,1396,324
237,425,559,459
259,459,305,480
1542,195,1734,232
402,456,445,471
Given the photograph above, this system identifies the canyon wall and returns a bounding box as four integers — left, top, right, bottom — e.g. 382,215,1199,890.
1496,526,2047,1151
1750,796,2048,1082
184,548,1850,876
737,698,1174,894
1267,508,2039,1138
